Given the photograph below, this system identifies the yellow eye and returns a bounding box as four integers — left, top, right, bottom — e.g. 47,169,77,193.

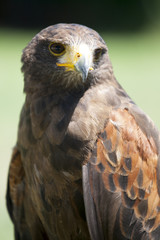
49,43,65,56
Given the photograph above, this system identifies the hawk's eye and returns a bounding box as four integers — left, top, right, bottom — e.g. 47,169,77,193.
49,43,65,56
94,48,104,61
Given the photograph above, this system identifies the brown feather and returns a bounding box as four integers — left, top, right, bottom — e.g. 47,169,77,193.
8,147,24,207
90,108,160,235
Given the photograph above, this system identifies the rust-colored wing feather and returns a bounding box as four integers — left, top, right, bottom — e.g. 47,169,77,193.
85,108,160,240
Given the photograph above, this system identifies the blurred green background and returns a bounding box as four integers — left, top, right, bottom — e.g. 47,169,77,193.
0,0,160,239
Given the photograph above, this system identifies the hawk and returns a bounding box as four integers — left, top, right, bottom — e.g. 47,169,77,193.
6,23,160,240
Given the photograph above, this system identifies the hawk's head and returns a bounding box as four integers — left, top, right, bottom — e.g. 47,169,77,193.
22,23,112,92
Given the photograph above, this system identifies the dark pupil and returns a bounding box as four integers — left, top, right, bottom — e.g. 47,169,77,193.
94,48,102,60
51,44,64,53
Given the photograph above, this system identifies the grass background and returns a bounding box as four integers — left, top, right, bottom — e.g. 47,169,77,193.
0,27,160,239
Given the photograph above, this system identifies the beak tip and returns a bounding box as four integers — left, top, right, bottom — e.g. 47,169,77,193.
75,63,89,82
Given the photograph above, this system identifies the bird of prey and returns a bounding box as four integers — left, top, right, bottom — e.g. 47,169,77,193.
6,23,160,240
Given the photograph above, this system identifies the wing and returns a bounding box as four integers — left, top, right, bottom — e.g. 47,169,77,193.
83,108,160,240
6,149,51,240
6,147,45,240
6,147,27,240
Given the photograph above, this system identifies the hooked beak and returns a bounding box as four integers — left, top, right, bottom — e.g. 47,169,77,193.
56,44,93,82
74,55,93,82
